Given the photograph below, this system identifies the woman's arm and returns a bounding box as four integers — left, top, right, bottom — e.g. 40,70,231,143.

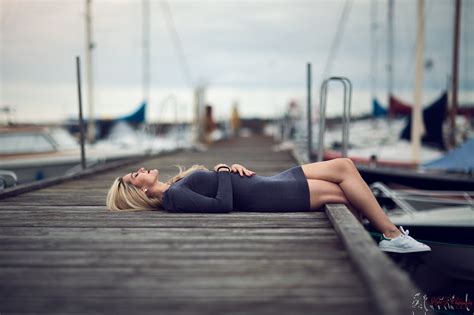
167,170,233,213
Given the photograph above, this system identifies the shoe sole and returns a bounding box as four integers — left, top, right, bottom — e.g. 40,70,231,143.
379,246,431,253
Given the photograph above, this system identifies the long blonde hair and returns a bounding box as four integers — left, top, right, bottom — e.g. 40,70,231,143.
106,164,208,211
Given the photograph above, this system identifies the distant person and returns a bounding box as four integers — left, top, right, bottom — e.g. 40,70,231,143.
230,103,240,137
106,158,431,254
285,101,301,140
204,105,216,144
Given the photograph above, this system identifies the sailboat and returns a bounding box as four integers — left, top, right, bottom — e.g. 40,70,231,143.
322,0,473,190
64,101,146,140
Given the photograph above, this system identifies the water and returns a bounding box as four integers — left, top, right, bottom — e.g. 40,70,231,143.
367,230,474,315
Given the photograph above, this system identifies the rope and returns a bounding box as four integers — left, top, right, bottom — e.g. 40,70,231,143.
321,0,353,80
160,1,194,87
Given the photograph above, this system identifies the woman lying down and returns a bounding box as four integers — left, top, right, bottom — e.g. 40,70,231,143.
107,158,431,254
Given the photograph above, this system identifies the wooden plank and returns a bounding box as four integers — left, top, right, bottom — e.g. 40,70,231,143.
0,207,328,219
0,213,332,228
0,226,338,237
0,238,343,251
0,249,350,264
0,299,375,315
0,267,363,288
325,204,420,315
0,254,351,268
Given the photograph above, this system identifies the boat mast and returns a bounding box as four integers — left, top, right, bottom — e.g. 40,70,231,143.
412,0,425,164
142,0,150,113
449,0,461,148
387,0,394,116
85,0,95,143
370,0,378,117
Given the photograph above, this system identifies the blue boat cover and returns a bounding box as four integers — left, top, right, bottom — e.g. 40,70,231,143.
422,137,474,172
400,92,448,150
372,98,388,117
63,101,147,139
119,101,146,123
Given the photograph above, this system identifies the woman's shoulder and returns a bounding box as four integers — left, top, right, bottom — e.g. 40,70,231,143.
171,169,213,187
186,169,214,180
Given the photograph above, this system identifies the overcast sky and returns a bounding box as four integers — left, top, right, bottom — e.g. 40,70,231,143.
1,0,473,122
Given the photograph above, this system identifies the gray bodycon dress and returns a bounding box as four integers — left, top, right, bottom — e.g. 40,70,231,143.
162,165,311,213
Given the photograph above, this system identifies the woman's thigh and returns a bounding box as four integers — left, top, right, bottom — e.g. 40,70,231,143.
301,158,355,183
307,179,347,209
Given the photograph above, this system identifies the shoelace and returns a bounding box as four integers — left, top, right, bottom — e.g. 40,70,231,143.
399,226,410,239
381,226,416,242
399,226,426,246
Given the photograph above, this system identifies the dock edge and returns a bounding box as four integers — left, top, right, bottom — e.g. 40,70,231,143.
325,203,421,315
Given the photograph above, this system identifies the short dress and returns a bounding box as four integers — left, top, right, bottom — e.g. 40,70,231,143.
162,165,311,213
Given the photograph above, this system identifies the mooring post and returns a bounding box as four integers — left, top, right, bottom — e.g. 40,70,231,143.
76,56,86,170
306,63,312,162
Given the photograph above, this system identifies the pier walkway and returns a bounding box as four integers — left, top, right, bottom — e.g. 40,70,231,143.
0,135,419,315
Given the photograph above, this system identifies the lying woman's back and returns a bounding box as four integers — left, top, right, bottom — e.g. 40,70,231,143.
162,165,311,212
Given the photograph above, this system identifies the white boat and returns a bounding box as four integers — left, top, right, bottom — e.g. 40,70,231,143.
0,124,183,185
364,182,474,283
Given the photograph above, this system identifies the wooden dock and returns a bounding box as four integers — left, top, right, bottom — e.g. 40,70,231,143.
0,135,419,315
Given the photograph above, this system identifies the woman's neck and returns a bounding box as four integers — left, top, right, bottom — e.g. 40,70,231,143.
148,181,171,199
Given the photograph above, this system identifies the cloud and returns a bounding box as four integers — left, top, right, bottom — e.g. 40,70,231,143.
1,0,472,122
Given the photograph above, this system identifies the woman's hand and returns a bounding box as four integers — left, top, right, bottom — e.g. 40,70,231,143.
231,164,255,177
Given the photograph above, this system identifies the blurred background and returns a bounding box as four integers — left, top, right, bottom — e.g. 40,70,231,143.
1,0,473,185
1,0,472,123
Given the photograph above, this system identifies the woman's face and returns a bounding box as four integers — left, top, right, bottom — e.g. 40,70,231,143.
122,167,159,189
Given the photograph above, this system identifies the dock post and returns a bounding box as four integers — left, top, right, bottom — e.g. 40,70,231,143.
306,62,312,162
76,56,87,170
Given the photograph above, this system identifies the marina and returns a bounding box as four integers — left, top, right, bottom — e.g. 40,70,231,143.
1,0,473,314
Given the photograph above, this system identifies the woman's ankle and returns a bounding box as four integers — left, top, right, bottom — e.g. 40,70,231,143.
382,226,401,238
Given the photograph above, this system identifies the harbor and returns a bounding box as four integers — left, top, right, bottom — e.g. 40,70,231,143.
1,0,473,314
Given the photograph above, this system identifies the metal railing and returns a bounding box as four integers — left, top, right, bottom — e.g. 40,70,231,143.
317,76,353,162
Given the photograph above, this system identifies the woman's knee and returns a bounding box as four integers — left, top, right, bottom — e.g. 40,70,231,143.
335,158,357,175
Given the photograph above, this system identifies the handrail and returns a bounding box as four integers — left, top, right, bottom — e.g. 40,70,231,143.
317,76,352,161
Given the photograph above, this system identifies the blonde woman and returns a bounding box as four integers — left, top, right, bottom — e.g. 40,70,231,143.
106,158,431,253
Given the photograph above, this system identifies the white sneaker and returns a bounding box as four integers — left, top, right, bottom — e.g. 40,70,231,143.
378,226,431,253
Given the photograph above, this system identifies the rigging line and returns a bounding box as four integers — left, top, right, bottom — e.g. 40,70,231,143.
160,0,194,87
461,0,471,93
320,0,353,81
370,0,379,100
402,0,436,93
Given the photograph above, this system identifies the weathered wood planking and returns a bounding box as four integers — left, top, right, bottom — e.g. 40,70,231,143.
326,204,422,315
0,135,383,315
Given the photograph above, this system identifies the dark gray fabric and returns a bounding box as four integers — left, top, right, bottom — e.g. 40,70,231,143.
162,165,311,213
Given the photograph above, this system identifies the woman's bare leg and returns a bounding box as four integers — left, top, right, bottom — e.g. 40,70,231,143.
302,158,401,238
307,179,364,223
